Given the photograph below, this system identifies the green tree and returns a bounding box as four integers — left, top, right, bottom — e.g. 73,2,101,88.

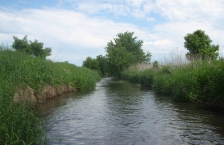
106,47,135,78
12,35,30,54
105,32,151,78
106,32,151,63
184,30,219,60
82,57,100,71
153,60,159,69
96,55,107,77
12,35,52,58
42,47,52,58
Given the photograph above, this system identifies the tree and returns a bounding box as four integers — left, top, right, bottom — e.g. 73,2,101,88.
82,57,100,71
184,30,219,60
106,32,151,63
12,35,52,58
12,35,30,54
106,47,135,78
96,55,107,77
42,47,52,58
105,32,151,78
153,60,159,69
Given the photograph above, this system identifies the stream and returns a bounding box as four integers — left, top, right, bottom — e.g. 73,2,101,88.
39,78,224,145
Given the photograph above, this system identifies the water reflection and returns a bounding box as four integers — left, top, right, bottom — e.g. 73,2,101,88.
39,78,224,145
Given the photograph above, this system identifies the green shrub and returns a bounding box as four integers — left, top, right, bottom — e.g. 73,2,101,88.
153,73,172,95
153,60,159,68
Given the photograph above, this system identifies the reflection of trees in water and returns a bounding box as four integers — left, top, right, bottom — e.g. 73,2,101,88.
103,80,147,142
104,80,147,128
105,80,143,106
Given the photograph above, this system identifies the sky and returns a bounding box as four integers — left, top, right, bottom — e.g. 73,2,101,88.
0,0,224,66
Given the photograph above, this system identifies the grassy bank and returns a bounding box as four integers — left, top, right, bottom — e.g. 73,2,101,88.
0,46,101,144
122,63,155,87
122,60,224,111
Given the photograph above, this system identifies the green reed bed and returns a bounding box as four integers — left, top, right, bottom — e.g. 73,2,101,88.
121,63,155,87
52,62,101,90
122,60,224,111
154,60,224,106
0,46,101,144
122,69,155,87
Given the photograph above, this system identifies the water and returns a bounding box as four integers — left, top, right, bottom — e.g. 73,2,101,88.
39,78,224,145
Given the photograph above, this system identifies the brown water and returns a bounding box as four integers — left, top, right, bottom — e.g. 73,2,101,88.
39,78,224,145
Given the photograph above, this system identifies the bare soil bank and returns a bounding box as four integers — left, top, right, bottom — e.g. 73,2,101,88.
14,85,77,106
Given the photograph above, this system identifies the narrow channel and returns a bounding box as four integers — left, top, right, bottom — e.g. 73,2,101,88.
39,78,224,145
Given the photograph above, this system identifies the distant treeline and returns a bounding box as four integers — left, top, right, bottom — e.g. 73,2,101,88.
83,30,219,79
83,30,223,111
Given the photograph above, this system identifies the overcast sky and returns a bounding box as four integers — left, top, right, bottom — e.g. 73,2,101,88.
1,0,224,66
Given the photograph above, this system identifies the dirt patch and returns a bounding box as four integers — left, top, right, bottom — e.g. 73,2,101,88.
13,85,77,106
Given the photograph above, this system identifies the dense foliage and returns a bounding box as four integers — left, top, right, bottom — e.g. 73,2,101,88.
0,46,101,144
105,32,151,78
106,46,135,78
106,32,150,63
82,32,151,78
184,30,219,60
122,60,224,111
82,57,100,71
96,55,107,76
153,60,159,69
12,35,52,59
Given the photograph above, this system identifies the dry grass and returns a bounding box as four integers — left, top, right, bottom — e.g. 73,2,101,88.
127,63,153,72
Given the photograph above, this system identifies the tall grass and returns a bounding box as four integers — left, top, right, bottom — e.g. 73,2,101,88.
153,60,224,105
122,63,154,87
122,57,224,111
0,46,101,144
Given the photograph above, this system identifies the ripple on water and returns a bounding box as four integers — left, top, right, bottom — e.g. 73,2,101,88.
40,78,224,145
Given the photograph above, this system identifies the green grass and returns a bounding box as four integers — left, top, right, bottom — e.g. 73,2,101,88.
122,69,154,87
121,63,154,87
0,46,101,144
122,60,224,111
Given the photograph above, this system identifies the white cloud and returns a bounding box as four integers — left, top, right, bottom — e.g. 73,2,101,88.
0,7,158,65
155,0,224,22
57,0,224,23
59,0,153,19
0,0,224,65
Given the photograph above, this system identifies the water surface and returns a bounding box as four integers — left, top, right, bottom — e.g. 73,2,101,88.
39,78,224,145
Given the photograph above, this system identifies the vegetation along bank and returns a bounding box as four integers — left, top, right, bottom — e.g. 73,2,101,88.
122,60,224,111
1,28,223,144
83,30,224,112
0,36,101,144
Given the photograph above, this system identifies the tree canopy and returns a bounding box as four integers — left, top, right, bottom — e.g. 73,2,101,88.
105,32,151,78
184,30,219,60
12,35,51,59
82,57,100,71
106,32,151,63
96,55,107,77
106,47,135,78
